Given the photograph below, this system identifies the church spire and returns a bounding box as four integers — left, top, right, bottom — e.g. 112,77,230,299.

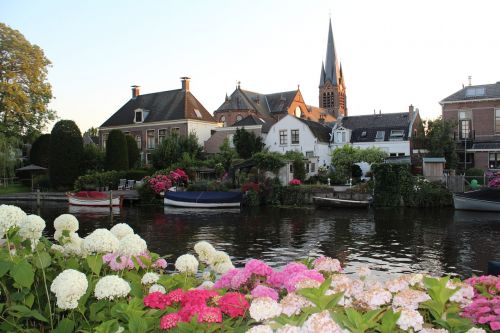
319,61,326,86
322,18,340,86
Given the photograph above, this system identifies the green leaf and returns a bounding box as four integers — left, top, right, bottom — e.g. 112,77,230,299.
129,316,148,333
94,319,120,333
90,301,108,322
24,293,35,308
8,304,49,322
0,260,12,277
10,259,34,288
34,251,52,269
53,318,75,333
86,254,103,276
64,257,80,270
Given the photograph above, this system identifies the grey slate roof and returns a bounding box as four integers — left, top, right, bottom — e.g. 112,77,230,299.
441,82,500,103
320,18,340,86
216,88,299,117
296,117,332,143
338,112,411,142
423,157,446,163
471,142,500,150
100,89,215,127
232,114,276,133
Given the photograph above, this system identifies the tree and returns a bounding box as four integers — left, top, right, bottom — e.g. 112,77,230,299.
29,133,51,167
423,117,457,169
81,144,104,173
105,130,129,171
0,23,55,138
125,135,140,169
233,128,263,159
331,145,387,181
0,134,21,179
151,133,203,170
284,151,306,181
84,127,98,137
252,151,285,174
49,120,83,189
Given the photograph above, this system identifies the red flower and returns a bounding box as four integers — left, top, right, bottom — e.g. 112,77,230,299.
218,292,249,317
160,312,181,330
144,292,169,309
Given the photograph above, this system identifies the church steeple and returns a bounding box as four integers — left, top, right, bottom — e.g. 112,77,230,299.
319,17,347,118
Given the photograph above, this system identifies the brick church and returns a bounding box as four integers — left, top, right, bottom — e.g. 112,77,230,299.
213,18,346,126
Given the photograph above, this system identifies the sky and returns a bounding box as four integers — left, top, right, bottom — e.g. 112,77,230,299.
2,0,500,133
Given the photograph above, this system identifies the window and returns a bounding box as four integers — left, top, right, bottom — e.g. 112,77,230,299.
220,116,227,127
147,130,155,149
135,135,142,149
361,131,367,138
459,110,472,139
146,153,152,165
389,130,404,141
465,87,485,97
496,109,500,134
390,153,397,157
335,131,346,143
322,92,334,108
375,131,385,141
102,133,108,149
171,127,180,135
291,129,299,144
305,151,314,158
289,163,294,173
310,163,315,173
279,130,287,145
158,129,166,143
236,115,243,122
194,109,202,119
398,153,405,156
134,109,143,123
490,153,500,168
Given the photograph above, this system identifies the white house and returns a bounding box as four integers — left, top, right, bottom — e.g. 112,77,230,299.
264,115,332,183
330,106,422,160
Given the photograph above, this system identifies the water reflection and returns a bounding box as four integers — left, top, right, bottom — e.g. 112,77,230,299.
7,201,500,279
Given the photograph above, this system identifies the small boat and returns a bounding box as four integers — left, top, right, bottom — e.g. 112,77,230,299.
313,196,372,208
453,188,500,212
164,191,242,208
67,191,122,207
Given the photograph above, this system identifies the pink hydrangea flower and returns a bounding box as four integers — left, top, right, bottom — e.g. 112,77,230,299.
160,313,181,330
144,292,169,309
251,285,279,301
218,292,249,317
214,268,240,289
244,259,273,277
284,270,325,293
153,258,168,269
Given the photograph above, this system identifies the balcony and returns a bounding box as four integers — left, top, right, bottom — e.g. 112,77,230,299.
453,130,475,142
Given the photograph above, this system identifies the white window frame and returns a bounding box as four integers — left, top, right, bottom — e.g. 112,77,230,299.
291,129,300,145
495,109,500,134
147,129,156,149
279,130,288,145
236,115,243,122
102,133,108,149
135,135,142,149
134,109,143,123
220,116,227,127
171,127,180,135
389,130,404,141
375,131,385,141
158,129,166,143
194,109,202,119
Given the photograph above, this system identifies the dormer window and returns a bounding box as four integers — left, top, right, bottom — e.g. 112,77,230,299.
465,87,485,97
194,109,202,119
361,131,367,138
335,131,346,143
389,130,404,141
134,109,143,123
375,131,385,141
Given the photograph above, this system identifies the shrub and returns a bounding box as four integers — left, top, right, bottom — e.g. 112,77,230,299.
30,134,51,167
465,168,484,185
124,168,152,181
74,170,125,191
125,135,140,169
49,120,84,189
289,179,301,186
151,133,202,170
105,130,129,171
251,151,285,174
81,144,105,173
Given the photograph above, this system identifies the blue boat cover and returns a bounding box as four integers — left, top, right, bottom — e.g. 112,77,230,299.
165,191,242,204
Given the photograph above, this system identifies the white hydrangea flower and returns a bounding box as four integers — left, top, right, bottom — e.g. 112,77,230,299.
330,275,364,299
356,265,371,278
280,293,313,317
357,287,392,309
392,288,431,310
62,232,85,257
247,325,273,333
212,261,235,275
116,327,124,333
141,272,160,285
175,254,199,274
420,328,449,333
109,223,134,240
53,214,79,232
396,309,424,332
408,273,425,287
51,244,64,253
466,328,487,333
197,281,215,290
301,310,349,333
148,284,166,294
446,280,474,304
18,214,45,249
117,234,147,256
83,229,119,254
94,275,131,300
209,250,231,266
276,324,301,333
50,269,88,310
194,241,216,263
249,297,282,321
0,204,27,237
385,275,410,293
313,257,342,273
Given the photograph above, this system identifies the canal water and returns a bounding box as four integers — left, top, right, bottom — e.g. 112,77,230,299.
8,201,500,279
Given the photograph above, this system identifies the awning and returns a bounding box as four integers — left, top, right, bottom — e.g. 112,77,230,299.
468,142,500,152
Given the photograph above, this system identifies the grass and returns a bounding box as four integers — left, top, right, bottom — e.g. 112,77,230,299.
0,183,31,195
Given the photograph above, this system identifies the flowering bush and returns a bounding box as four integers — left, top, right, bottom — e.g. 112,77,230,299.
289,179,301,186
0,204,495,332
242,181,260,193
142,168,189,195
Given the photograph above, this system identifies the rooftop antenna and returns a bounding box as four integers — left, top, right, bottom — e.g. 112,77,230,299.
236,80,241,89
468,75,472,86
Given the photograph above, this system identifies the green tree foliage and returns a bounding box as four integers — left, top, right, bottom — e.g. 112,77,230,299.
422,117,458,169
0,134,21,179
125,135,140,169
49,120,83,189
84,127,98,137
284,151,306,181
105,130,129,171
81,144,105,173
233,128,263,159
331,145,387,181
151,133,202,170
0,23,55,138
29,133,50,167
251,151,285,173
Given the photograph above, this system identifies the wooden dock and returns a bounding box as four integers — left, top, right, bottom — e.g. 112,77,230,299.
0,190,140,204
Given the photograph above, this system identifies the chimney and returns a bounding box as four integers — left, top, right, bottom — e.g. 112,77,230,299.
181,77,190,91
131,85,140,99
409,104,414,119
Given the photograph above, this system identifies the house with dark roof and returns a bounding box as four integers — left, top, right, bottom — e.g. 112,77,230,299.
213,84,335,127
441,81,500,170
331,106,422,161
264,115,333,182
98,78,219,164
204,114,275,154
